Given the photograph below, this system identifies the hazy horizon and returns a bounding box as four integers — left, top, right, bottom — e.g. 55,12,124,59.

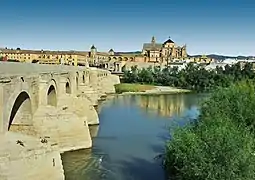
1,0,255,56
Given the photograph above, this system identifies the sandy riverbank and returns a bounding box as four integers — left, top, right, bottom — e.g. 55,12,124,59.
119,86,191,95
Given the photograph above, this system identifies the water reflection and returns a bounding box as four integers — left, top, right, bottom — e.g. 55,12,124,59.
89,125,99,138
62,149,93,180
62,125,108,180
96,95,116,114
62,93,206,180
109,93,205,118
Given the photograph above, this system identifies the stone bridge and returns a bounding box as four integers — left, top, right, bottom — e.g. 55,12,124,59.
0,62,119,180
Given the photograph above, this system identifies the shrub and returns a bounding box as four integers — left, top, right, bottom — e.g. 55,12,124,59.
200,80,255,132
165,81,255,180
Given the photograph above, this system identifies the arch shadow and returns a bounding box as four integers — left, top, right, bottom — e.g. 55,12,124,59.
66,82,71,94
82,72,86,84
8,91,32,131
118,57,123,61
76,77,79,90
65,77,72,94
76,72,79,90
47,85,57,106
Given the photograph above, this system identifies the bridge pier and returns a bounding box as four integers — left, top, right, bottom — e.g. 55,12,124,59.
100,72,120,94
33,105,92,153
77,70,100,106
38,77,58,107
57,72,100,125
56,75,70,96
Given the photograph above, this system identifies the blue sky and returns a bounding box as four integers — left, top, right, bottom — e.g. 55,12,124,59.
0,0,254,56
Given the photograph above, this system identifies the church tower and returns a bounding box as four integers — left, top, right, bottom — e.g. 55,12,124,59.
108,49,114,56
90,45,97,57
151,36,156,45
182,44,187,58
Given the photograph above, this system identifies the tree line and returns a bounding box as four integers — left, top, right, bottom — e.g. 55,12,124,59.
122,62,255,91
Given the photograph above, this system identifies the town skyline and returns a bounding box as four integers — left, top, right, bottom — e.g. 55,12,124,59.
1,0,255,56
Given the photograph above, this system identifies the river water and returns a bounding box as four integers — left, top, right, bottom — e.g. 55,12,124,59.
61,93,207,180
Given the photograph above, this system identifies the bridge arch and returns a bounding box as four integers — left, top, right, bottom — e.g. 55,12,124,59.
47,80,57,106
76,72,79,90
118,57,123,61
8,91,32,131
82,71,86,84
85,71,90,84
66,78,71,94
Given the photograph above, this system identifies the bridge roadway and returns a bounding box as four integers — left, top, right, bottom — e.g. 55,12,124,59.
0,62,120,180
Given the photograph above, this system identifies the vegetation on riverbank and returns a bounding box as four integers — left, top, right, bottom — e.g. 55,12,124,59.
164,81,255,180
114,83,155,93
122,62,254,92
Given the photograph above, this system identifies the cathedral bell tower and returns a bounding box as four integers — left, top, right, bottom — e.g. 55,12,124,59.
90,45,97,57
151,36,156,45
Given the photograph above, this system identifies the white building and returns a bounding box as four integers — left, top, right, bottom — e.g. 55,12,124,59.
205,63,227,71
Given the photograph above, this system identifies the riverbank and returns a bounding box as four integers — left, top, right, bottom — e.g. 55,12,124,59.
115,83,191,95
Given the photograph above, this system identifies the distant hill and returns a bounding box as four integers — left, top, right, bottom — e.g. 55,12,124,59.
188,54,254,60
114,51,254,60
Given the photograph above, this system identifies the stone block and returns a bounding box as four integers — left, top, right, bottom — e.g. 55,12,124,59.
0,132,65,180
33,106,92,152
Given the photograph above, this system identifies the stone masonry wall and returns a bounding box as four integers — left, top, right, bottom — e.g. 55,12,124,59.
58,94,99,125
33,106,92,153
0,132,65,180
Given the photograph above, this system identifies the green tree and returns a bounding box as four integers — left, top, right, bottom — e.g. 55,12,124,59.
121,62,255,92
242,63,254,79
138,67,154,84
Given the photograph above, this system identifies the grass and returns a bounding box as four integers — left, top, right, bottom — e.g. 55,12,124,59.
114,83,155,93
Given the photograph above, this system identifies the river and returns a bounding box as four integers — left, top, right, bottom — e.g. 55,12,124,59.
61,93,207,180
